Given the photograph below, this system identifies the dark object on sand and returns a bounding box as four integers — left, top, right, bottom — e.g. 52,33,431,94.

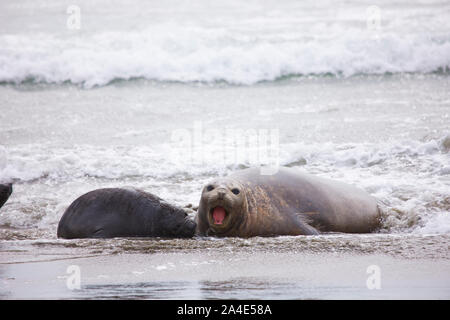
0,183,13,210
57,188,196,239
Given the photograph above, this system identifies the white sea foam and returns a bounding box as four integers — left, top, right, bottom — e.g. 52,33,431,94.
0,25,449,87
1,135,448,185
418,212,450,234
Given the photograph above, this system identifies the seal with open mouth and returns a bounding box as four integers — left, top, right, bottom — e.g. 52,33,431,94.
196,167,381,237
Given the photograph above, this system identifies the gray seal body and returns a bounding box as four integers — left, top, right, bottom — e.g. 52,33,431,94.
196,167,381,237
57,188,196,239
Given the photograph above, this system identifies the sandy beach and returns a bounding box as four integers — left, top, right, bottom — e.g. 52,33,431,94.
1,235,449,299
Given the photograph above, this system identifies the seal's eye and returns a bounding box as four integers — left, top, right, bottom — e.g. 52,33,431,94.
206,185,214,192
231,188,240,195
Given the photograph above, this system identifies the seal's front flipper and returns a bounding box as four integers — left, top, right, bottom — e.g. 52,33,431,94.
293,212,320,235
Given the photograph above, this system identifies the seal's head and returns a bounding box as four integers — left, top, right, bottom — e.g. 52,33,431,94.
156,199,197,238
198,178,247,235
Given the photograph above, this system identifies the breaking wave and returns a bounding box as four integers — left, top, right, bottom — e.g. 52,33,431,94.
1,27,449,88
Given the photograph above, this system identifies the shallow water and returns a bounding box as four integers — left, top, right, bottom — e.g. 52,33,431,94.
1,75,449,236
1,0,450,299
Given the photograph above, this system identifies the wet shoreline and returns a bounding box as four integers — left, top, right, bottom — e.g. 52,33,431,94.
1,233,449,262
1,235,449,299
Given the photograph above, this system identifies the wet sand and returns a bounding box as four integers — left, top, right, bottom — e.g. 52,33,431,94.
1,235,449,299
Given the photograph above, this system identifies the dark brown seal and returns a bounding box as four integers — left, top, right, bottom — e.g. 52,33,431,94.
196,167,381,237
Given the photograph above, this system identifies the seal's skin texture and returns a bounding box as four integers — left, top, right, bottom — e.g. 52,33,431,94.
0,183,12,210
57,188,196,239
196,167,381,237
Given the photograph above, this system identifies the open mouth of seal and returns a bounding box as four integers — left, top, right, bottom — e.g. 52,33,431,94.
210,206,228,225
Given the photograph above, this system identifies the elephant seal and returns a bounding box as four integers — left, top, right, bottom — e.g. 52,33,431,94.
196,167,381,237
57,188,196,239
0,183,13,210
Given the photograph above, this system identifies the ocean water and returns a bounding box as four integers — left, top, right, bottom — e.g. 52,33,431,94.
0,0,450,299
